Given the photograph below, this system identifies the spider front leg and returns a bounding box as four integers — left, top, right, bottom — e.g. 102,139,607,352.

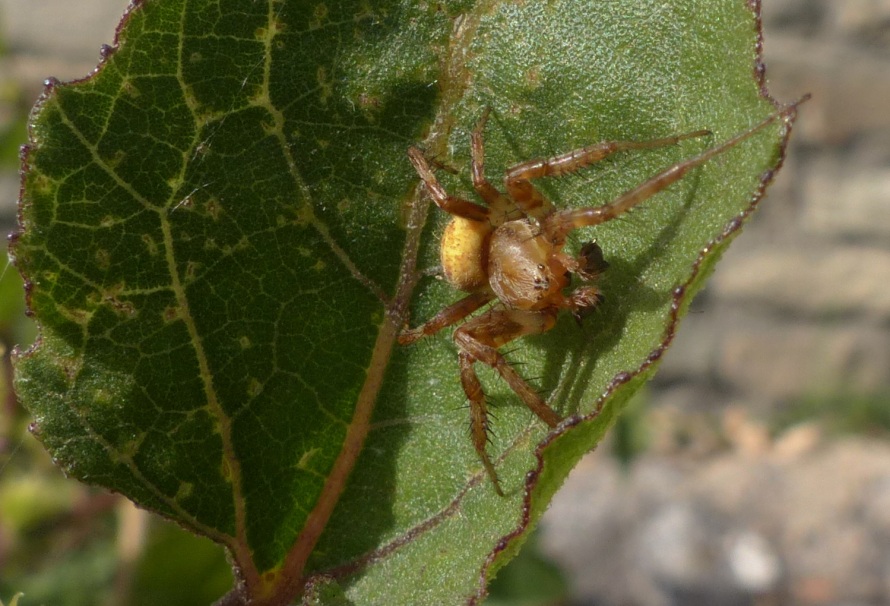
504,129,711,220
453,306,562,495
407,147,490,222
542,99,809,243
469,109,521,224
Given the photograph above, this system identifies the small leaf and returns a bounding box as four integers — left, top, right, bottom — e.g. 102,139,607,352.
12,0,802,604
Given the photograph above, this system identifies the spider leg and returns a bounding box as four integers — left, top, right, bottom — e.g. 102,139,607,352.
542,98,809,243
459,351,503,495
470,109,521,225
399,291,494,345
504,129,710,221
408,146,490,221
453,307,562,493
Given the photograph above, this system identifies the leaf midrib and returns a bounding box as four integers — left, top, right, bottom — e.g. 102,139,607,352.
251,5,497,600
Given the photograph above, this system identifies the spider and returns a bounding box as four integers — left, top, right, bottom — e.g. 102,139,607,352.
400,100,805,495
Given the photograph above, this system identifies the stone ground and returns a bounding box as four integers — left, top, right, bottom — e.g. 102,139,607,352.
1,1,888,605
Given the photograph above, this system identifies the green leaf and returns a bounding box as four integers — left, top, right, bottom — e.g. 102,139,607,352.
11,0,802,604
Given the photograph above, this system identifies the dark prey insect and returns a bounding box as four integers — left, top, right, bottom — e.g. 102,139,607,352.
400,100,805,495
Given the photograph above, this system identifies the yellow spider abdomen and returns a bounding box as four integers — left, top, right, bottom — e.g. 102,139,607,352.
440,217,490,292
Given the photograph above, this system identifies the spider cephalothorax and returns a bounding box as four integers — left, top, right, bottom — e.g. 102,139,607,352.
400,101,805,495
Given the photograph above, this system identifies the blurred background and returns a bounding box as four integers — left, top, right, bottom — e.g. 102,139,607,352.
0,1,887,605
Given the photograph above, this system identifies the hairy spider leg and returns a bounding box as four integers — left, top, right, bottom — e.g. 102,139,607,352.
457,351,503,495
407,147,489,222
454,307,562,494
542,99,808,243
469,109,523,225
504,129,711,221
398,291,494,346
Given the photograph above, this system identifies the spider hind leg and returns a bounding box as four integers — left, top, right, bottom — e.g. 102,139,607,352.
453,307,562,493
459,351,504,496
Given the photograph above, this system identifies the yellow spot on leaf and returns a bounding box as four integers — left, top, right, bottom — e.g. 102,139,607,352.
203,197,221,220
261,118,278,136
30,173,53,194
104,149,126,169
58,305,93,326
142,233,158,256
358,93,380,110
316,66,333,103
175,482,194,501
309,3,329,29
122,79,139,98
185,261,201,282
525,65,542,89
95,248,110,270
163,306,181,323
247,378,263,398
295,205,313,226
101,283,137,317
93,388,114,407
119,435,141,458
297,448,320,470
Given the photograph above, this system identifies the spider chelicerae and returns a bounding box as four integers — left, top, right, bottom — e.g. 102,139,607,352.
400,99,806,495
